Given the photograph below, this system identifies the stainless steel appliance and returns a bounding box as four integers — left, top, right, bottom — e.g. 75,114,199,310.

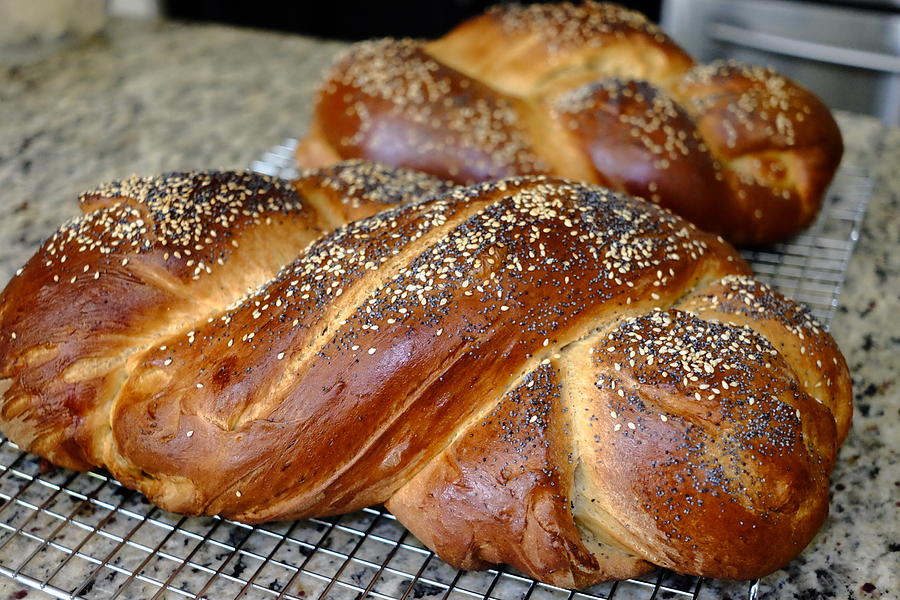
662,0,900,124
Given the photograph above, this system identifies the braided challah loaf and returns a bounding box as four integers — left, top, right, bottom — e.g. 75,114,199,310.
297,1,843,246
0,162,851,585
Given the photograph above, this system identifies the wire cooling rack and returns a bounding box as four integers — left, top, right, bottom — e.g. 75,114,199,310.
0,141,873,600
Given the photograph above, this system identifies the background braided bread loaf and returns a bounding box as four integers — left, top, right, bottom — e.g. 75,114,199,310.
0,163,851,585
297,1,843,246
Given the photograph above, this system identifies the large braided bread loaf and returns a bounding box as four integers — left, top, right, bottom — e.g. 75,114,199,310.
297,1,844,246
0,163,851,585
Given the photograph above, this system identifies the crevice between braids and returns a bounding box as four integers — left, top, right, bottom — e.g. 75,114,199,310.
229,186,508,432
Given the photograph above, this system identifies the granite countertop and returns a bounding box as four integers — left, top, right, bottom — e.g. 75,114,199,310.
0,18,897,600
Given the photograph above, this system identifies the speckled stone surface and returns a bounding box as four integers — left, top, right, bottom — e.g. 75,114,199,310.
0,18,896,600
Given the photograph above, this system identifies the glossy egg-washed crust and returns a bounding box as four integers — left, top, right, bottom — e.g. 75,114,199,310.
297,1,843,245
0,166,851,586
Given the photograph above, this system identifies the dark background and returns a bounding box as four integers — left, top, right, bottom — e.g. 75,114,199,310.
164,1,663,40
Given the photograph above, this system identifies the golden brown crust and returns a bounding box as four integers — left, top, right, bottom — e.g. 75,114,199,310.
428,1,694,96
0,171,323,470
671,61,844,243
297,1,843,245
678,275,852,444
550,79,741,236
295,159,454,225
569,309,837,580
0,169,851,584
298,39,548,185
0,165,446,472
386,364,653,588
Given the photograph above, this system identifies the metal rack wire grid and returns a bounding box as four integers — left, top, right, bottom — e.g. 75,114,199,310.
0,140,872,600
